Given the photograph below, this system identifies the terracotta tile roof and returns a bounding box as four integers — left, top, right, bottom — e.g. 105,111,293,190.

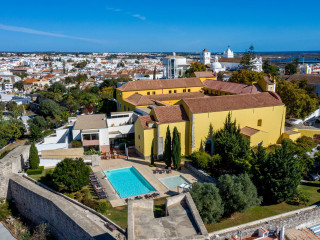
138,115,155,129
204,80,262,94
219,57,242,63
124,92,206,106
182,92,283,114
117,78,203,91
23,78,40,84
240,126,260,136
194,72,216,78
286,74,320,85
152,105,189,124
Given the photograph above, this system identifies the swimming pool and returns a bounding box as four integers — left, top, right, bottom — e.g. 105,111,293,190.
159,175,191,189
104,167,155,198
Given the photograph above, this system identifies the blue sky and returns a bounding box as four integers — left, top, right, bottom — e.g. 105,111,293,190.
1,0,319,52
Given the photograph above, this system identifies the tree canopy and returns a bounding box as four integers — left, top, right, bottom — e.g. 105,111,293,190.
172,127,181,170
213,113,251,172
276,79,318,119
29,142,40,169
52,158,90,192
240,45,256,70
262,60,279,76
189,182,224,224
252,141,302,204
229,69,265,85
184,62,206,77
163,126,172,168
218,173,261,216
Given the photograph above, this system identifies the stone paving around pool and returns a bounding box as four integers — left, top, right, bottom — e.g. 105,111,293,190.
91,158,201,207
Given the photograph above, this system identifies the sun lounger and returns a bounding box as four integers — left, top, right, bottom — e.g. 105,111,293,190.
166,167,172,173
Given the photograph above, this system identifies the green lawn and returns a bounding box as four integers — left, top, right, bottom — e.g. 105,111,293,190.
28,168,54,181
205,181,320,232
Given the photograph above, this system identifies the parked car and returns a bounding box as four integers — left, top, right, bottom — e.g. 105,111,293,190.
305,173,320,181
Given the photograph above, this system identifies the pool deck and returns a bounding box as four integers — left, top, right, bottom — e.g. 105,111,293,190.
91,158,200,207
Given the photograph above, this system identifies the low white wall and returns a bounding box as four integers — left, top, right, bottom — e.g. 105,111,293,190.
36,143,68,155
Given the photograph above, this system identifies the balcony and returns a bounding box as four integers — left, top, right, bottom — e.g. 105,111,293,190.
82,140,99,146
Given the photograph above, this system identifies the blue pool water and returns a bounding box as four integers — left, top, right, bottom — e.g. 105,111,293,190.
159,175,191,189
104,167,155,198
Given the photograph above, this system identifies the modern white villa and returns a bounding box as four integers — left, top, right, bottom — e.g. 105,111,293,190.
36,112,137,156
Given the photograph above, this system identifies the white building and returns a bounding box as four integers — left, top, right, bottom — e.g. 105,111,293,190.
222,46,234,58
210,56,226,73
200,49,211,65
162,53,187,79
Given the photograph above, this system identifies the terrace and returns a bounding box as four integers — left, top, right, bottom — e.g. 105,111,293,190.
91,157,201,207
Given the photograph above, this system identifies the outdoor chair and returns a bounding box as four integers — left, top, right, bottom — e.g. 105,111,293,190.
161,168,165,173
153,169,158,174
105,222,117,232
166,167,172,174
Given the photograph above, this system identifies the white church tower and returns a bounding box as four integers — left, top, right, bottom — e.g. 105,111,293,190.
222,45,234,58
200,49,211,65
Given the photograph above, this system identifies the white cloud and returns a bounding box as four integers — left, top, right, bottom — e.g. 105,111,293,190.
107,7,146,21
0,23,101,42
132,14,146,21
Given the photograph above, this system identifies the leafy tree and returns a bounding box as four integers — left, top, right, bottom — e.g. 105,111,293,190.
276,79,317,119
13,81,24,91
229,69,265,85
6,101,18,112
52,158,90,192
184,62,206,77
285,62,297,75
0,119,25,145
240,45,256,70
29,142,40,169
189,182,224,224
74,61,88,69
163,126,172,168
49,82,66,93
172,127,181,170
217,72,224,81
213,113,251,171
28,116,48,141
100,87,114,100
218,173,261,217
39,99,66,118
252,141,302,204
16,72,28,79
262,60,279,76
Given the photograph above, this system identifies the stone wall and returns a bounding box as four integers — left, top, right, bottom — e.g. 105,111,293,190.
8,174,125,240
209,205,320,239
184,161,217,183
0,145,30,198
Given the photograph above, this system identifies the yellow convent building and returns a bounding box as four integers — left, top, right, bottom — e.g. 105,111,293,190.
116,76,287,159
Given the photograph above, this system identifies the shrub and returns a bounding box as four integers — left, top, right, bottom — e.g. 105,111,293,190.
191,151,211,169
97,201,109,214
189,183,224,224
84,149,101,155
52,158,90,192
0,198,11,220
71,140,82,148
26,166,44,175
75,192,82,200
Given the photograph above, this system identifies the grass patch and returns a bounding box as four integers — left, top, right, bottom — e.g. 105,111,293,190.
28,168,54,181
205,182,320,232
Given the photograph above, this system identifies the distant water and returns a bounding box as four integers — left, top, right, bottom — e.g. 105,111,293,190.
269,56,320,64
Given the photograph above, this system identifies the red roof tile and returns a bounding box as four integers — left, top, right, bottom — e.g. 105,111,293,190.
204,80,261,94
182,92,283,114
152,105,189,124
117,78,203,91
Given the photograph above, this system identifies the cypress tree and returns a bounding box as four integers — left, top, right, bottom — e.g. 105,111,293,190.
163,126,172,168
29,142,40,169
150,139,155,166
153,66,156,80
172,127,181,170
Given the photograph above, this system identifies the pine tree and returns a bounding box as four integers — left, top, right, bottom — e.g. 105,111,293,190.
172,127,181,170
150,139,155,166
254,141,302,204
199,140,204,152
163,126,172,168
29,142,40,169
